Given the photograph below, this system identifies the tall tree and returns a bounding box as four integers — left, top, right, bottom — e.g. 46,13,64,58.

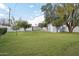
41,3,55,24
56,4,79,32
41,3,79,32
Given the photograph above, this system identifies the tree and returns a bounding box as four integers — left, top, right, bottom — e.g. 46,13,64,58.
56,4,79,32
20,21,28,32
41,3,65,32
16,20,31,32
41,3,79,32
41,3,55,24
16,20,27,32
27,24,31,28
66,4,79,32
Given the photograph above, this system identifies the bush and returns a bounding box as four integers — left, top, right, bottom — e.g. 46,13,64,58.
0,28,7,35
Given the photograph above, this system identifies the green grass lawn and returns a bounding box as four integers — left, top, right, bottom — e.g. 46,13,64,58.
0,32,79,56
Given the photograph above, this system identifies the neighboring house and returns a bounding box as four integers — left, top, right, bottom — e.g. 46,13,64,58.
32,26,41,31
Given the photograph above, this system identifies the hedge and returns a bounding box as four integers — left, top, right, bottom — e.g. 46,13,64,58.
0,28,7,36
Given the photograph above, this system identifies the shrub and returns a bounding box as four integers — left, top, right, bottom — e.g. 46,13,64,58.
0,28,7,36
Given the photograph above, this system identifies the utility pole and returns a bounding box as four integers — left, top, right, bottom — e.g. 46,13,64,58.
8,7,11,26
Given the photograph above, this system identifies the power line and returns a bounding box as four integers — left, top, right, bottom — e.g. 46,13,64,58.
31,13,44,20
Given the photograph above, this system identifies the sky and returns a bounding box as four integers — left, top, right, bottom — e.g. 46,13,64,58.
0,3,45,26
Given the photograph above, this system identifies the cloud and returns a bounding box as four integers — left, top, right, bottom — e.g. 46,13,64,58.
0,3,8,12
0,14,4,16
33,10,42,13
6,8,9,12
33,10,38,13
28,15,44,26
0,3,6,9
29,5,35,8
0,13,5,18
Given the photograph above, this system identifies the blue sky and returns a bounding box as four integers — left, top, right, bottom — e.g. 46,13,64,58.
5,3,45,20
0,3,46,26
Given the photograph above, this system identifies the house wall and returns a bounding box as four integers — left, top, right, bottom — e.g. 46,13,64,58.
73,26,79,32
47,24,79,32
47,23,57,32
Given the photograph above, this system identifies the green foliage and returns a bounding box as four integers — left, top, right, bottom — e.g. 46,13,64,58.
27,24,32,28
15,20,31,32
55,5,65,17
53,17,64,27
15,20,26,28
41,3,55,24
0,28,7,36
20,21,28,28
64,4,74,15
38,22,47,28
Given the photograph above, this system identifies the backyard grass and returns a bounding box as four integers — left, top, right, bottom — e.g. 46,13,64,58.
0,32,79,56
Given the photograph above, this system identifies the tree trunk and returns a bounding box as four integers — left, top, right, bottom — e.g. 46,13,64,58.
56,27,60,32
32,26,33,31
68,27,73,32
66,23,73,33
56,27,58,32
16,30,18,35
66,23,73,32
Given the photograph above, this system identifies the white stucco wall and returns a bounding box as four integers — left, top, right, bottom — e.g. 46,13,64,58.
47,24,79,32
47,23,53,32
73,26,79,32
47,23,57,32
